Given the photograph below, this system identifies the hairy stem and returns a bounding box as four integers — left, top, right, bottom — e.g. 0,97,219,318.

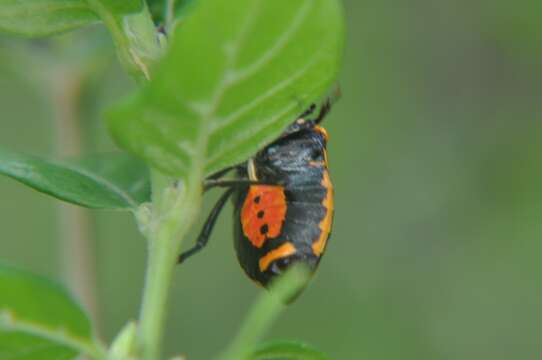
137,170,202,360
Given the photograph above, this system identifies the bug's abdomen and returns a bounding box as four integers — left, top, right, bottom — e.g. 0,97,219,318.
240,185,287,248
284,170,334,256
233,169,334,286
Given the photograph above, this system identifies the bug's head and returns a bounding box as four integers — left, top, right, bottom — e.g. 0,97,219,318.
268,253,319,277
262,253,320,303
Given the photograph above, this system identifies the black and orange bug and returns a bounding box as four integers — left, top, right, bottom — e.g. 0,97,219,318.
178,99,335,289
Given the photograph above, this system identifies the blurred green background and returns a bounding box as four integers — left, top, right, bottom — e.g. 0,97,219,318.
1,1,541,359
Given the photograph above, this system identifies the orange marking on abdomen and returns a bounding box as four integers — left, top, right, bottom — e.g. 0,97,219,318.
259,242,297,272
312,171,334,256
241,185,287,248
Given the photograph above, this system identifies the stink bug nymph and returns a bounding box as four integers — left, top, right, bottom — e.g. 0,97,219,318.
178,99,335,290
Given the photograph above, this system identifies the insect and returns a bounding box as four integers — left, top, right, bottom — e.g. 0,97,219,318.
178,99,335,289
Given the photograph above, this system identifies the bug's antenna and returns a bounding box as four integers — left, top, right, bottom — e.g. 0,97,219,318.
314,84,341,124
330,83,342,104
298,103,317,119
314,84,342,125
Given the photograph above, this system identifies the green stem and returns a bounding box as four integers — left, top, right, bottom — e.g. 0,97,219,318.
219,266,311,360
85,3,186,358
50,64,102,338
138,230,177,360
86,0,133,73
87,0,161,82
137,170,202,360
165,0,176,35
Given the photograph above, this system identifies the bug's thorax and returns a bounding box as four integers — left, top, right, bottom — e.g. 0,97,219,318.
250,126,329,190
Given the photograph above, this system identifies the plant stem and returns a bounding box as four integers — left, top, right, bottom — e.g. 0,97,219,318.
219,266,311,360
88,3,183,358
88,0,163,82
165,0,176,35
50,66,101,335
137,229,178,360
138,171,202,360
86,0,139,79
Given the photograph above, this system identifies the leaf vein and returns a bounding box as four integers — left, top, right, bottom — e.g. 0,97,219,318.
0,1,92,16
199,0,265,123
209,49,321,135
0,309,105,359
2,343,62,360
58,163,139,208
206,73,332,171
227,0,312,85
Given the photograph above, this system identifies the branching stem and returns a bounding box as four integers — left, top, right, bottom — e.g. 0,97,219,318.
137,170,203,360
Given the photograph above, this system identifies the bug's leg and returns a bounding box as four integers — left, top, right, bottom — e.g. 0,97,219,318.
175,166,244,189
203,179,275,191
206,164,245,181
178,187,235,264
314,99,332,124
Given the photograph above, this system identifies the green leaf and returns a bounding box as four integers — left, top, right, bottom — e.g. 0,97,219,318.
0,0,97,37
148,0,198,24
95,0,141,15
108,0,345,178
0,149,150,209
0,0,141,37
252,340,329,360
109,321,138,360
0,264,103,360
